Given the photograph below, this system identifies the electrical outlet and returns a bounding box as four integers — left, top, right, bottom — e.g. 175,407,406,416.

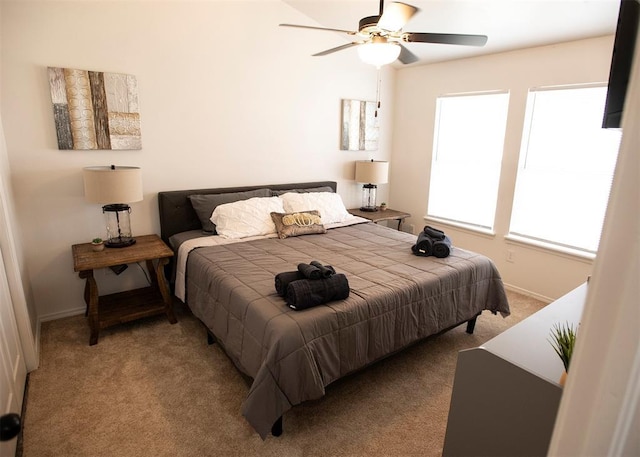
506,250,515,263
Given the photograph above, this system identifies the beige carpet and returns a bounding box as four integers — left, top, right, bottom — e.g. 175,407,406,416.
21,290,545,457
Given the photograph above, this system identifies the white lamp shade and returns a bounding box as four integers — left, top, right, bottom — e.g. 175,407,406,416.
355,160,389,184
83,166,143,204
357,42,401,67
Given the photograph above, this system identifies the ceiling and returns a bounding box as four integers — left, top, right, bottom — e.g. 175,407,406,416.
282,0,621,67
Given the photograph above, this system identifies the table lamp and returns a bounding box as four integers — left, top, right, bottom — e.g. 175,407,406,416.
83,165,143,247
355,160,389,212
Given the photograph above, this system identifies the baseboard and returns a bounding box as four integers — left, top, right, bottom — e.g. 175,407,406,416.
503,282,553,304
37,306,86,324
33,320,41,371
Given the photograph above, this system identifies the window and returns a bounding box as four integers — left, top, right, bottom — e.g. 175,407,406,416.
509,85,621,253
427,91,509,230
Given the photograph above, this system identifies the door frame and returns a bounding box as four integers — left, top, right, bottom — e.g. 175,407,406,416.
0,118,38,372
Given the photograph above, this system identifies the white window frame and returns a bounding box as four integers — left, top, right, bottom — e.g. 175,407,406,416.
426,90,510,233
507,83,621,257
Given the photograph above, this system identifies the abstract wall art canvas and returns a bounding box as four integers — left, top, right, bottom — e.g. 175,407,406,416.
48,67,141,150
340,99,379,151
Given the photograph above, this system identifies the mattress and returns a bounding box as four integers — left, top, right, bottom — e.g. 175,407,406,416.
182,221,510,438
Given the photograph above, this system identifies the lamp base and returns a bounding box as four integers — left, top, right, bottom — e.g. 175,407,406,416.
102,203,136,248
361,183,379,213
105,238,136,248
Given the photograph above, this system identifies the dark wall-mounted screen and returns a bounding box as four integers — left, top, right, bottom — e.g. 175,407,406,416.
602,0,639,129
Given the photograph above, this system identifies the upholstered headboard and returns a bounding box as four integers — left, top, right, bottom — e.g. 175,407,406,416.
157,181,337,246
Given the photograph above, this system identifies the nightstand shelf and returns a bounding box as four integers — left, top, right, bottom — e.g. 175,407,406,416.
97,287,167,328
72,234,177,345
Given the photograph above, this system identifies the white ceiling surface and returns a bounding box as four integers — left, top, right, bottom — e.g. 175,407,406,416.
282,0,621,67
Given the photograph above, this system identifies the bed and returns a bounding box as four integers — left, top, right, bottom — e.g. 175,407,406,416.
158,181,510,439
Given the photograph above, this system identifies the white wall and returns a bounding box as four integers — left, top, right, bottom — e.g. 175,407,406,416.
391,36,615,301
0,1,394,321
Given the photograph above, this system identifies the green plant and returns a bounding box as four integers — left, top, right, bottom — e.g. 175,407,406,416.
549,322,577,372
92,238,103,244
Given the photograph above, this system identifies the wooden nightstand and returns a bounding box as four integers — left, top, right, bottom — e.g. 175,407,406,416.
348,208,411,231
72,234,177,345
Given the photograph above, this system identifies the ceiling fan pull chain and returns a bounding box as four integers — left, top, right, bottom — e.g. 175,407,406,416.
375,68,381,118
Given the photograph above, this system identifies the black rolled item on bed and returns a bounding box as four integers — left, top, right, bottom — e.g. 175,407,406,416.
412,232,434,256
297,262,337,279
412,228,452,259
433,235,452,259
274,271,304,297
423,225,446,240
297,263,322,279
285,274,350,310
309,261,336,278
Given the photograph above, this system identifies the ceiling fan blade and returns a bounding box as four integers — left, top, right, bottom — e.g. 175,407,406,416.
377,2,418,32
312,42,361,57
398,44,419,64
403,32,488,47
279,23,356,35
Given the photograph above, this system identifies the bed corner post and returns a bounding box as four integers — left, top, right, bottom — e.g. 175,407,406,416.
271,416,283,437
466,315,479,334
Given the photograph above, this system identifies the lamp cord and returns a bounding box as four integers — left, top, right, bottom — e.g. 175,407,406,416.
115,210,122,242
136,262,151,285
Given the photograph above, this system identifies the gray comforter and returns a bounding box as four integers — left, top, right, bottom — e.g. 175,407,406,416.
185,222,510,438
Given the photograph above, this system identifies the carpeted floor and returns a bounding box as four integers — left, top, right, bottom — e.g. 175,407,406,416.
20,290,545,457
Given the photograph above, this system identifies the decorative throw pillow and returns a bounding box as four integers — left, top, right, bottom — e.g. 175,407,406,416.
211,196,284,239
270,210,327,239
270,186,334,196
279,192,350,224
189,188,271,233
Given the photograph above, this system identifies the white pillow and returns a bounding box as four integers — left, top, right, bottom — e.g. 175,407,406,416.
279,192,350,224
211,196,285,239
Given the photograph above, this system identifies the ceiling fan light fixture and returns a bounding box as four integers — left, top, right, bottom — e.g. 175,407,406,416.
281,1,488,65
357,42,401,67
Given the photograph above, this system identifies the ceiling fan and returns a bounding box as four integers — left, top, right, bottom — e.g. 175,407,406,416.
280,0,488,67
